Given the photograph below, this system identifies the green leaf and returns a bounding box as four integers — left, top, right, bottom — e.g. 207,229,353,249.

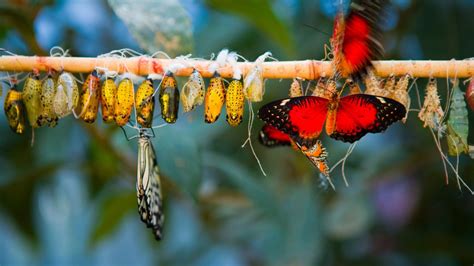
205,0,294,54
90,190,136,245
107,0,193,57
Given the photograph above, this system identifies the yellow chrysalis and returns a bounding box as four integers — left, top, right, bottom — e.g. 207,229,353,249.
114,78,134,127
4,85,26,134
100,77,117,123
204,72,226,123
225,78,244,127
136,78,155,128
159,73,179,124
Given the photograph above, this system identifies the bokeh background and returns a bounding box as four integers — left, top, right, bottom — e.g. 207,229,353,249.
1,0,474,265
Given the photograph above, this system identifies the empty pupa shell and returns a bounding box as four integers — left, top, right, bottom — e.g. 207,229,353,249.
77,70,101,123
136,78,155,128
181,69,205,112
289,79,303,98
22,72,42,128
243,67,263,102
204,72,226,123
37,74,58,127
114,77,134,127
225,78,244,127
312,77,327,98
54,72,79,118
418,78,444,129
100,77,117,123
159,72,180,124
4,85,26,134
364,70,388,97
391,74,411,123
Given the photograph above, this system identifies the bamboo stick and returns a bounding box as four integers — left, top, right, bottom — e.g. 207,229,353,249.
0,55,473,79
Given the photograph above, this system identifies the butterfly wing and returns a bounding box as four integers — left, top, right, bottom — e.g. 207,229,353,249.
258,124,292,147
258,96,329,147
333,0,386,77
330,94,406,143
137,136,164,240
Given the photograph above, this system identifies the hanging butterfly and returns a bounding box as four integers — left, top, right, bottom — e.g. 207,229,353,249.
258,93,406,146
137,129,164,240
331,0,387,78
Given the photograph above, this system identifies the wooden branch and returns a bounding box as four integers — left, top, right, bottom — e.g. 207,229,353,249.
0,55,473,79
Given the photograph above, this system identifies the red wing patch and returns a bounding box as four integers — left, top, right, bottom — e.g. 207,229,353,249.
338,0,386,77
330,94,406,143
343,14,371,74
258,125,292,147
258,96,329,147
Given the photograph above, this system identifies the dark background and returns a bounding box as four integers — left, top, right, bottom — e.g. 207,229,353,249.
0,0,473,265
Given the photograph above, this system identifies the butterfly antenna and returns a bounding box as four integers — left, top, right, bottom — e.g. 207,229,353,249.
303,24,331,37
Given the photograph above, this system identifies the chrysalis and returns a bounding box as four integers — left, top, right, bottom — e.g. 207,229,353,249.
100,77,117,123
4,85,26,134
180,69,205,112
136,78,155,128
137,130,164,240
383,74,397,94
114,77,135,127
204,72,226,123
364,69,388,97
466,78,474,111
225,78,244,127
159,72,179,124
54,72,79,118
77,70,101,123
22,72,42,128
312,77,328,98
37,74,58,127
391,74,411,123
289,79,303,98
243,52,271,102
418,78,444,129
447,79,469,156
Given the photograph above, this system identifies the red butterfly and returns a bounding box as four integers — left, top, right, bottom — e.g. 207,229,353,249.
258,94,406,146
331,0,386,78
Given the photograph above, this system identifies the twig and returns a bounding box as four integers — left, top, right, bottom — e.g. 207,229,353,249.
1,56,474,78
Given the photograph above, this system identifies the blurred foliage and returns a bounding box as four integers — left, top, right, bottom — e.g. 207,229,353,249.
107,0,193,57
0,0,474,265
205,0,295,55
